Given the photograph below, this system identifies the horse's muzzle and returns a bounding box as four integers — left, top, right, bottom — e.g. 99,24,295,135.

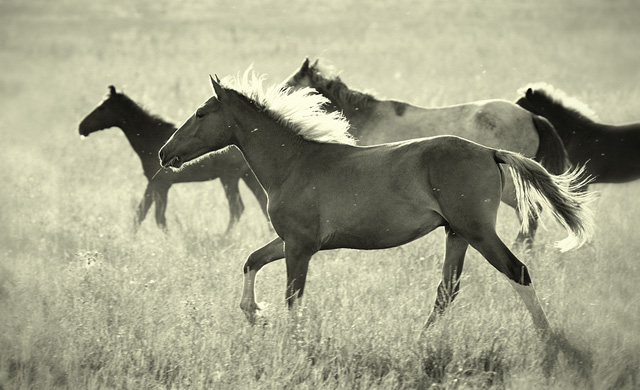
78,124,91,137
159,150,181,168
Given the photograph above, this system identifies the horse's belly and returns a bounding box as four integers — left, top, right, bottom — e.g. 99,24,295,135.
320,209,444,250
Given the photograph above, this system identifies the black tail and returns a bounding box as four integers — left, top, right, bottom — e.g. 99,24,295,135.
531,115,569,175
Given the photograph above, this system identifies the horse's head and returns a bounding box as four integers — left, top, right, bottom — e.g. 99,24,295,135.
282,58,343,113
78,86,124,136
282,57,317,90
159,76,235,169
516,87,547,117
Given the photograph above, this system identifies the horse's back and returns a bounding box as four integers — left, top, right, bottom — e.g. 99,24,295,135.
362,99,539,157
269,137,503,249
459,99,540,157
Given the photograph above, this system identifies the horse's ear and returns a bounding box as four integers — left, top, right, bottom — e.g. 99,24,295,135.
108,85,116,95
311,58,319,68
526,88,533,98
209,74,225,100
300,57,310,73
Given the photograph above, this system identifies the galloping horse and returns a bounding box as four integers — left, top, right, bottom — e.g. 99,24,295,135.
79,86,268,233
516,83,640,187
159,71,594,338
282,59,569,249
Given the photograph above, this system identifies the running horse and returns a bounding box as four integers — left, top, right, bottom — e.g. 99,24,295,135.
282,58,569,250
79,86,268,233
159,71,594,339
516,83,640,187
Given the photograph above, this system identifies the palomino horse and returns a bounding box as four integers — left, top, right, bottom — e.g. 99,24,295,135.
283,58,569,250
159,71,594,339
517,83,640,187
79,86,268,233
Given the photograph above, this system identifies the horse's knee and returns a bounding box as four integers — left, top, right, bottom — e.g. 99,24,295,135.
243,251,266,274
243,257,256,274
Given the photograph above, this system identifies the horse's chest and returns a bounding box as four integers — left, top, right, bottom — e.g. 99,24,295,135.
267,192,320,236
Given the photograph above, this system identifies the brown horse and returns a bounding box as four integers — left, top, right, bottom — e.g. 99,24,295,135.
282,58,569,250
517,83,640,187
79,86,268,233
159,71,594,339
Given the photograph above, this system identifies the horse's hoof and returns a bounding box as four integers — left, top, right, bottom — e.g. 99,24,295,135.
242,301,271,327
244,309,269,327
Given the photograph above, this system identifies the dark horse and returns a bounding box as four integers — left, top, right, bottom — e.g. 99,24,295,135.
78,86,268,232
516,83,640,186
159,71,594,340
283,58,570,250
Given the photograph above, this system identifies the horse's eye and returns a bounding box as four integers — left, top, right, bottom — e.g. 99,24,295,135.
196,110,205,119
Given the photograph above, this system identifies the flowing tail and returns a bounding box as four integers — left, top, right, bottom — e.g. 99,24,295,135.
531,115,569,175
494,150,595,252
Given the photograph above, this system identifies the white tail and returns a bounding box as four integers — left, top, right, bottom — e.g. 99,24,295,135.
495,150,595,252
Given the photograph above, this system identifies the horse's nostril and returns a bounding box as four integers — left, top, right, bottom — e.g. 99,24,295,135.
159,150,165,161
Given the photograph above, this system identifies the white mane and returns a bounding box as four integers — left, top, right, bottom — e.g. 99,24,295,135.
221,69,356,145
519,82,599,121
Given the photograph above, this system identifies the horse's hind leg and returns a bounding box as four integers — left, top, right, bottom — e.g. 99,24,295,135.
241,237,285,324
514,215,538,251
466,230,551,338
284,242,314,310
467,231,591,375
424,227,469,329
501,172,538,251
220,176,244,234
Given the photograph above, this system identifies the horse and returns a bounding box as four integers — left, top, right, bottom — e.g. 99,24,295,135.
516,83,640,187
158,70,594,340
78,86,268,233
281,58,570,250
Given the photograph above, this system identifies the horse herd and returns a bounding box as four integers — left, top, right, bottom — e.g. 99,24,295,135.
78,58,640,350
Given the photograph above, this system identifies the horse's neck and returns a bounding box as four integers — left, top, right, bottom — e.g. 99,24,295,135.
232,112,317,192
118,109,174,176
319,85,377,139
338,104,374,140
327,97,381,141
541,104,593,145
343,100,429,145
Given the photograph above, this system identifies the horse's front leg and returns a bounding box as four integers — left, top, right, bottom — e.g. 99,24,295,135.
514,214,539,252
424,227,468,330
240,237,285,324
284,242,315,310
220,176,244,234
135,183,155,230
152,185,170,231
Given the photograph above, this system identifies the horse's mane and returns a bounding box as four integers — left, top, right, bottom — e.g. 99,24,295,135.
306,61,377,111
222,69,356,145
110,89,174,128
519,82,599,122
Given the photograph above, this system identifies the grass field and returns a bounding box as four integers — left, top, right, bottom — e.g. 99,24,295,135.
1,0,640,388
